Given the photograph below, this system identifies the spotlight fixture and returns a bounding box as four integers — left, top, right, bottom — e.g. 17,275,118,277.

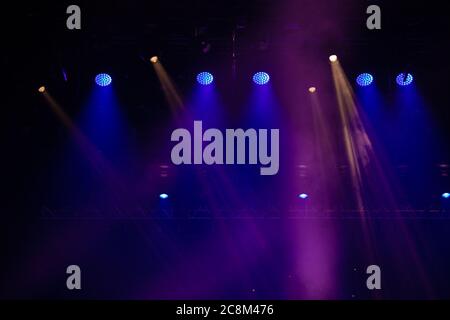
159,193,169,199
329,55,338,62
150,56,158,63
298,193,309,199
196,72,214,85
308,87,316,93
396,73,413,86
356,73,374,87
95,73,112,87
38,86,46,93
442,193,450,199
252,72,270,85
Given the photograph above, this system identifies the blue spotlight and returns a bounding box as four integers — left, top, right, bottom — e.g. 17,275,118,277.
159,193,169,199
196,72,214,85
396,73,413,86
356,73,374,87
442,193,450,199
253,72,270,85
298,193,308,199
95,73,112,87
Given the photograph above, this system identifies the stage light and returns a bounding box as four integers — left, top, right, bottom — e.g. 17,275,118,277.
298,193,308,199
196,72,214,85
38,86,46,93
159,193,169,199
329,55,337,62
308,87,316,93
95,73,112,87
356,73,374,87
396,73,413,86
252,72,270,85
150,56,158,63
442,193,450,199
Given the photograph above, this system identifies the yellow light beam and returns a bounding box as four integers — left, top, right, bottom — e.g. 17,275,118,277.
151,60,184,117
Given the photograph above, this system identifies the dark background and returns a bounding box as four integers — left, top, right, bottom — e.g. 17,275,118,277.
0,0,449,299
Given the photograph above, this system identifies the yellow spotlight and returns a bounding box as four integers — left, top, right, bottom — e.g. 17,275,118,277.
150,56,158,63
38,86,46,93
308,86,316,93
329,55,337,62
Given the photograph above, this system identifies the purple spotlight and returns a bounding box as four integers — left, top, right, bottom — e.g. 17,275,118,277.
298,193,308,199
196,72,214,85
356,73,374,87
253,72,270,85
159,193,169,199
396,73,413,86
95,73,112,87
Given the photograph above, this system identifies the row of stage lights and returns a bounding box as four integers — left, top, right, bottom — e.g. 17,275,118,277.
90,70,413,88
181,54,413,87
37,55,414,93
356,72,413,87
92,71,272,87
158,192,450,200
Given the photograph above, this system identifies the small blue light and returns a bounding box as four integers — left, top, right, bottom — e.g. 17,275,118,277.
159,193,169,199
356,73,374,87
253,72,270,85
396,73,413,86
442,193,450,199
298,193,308,199
197,72,214,85
95,73,112,87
